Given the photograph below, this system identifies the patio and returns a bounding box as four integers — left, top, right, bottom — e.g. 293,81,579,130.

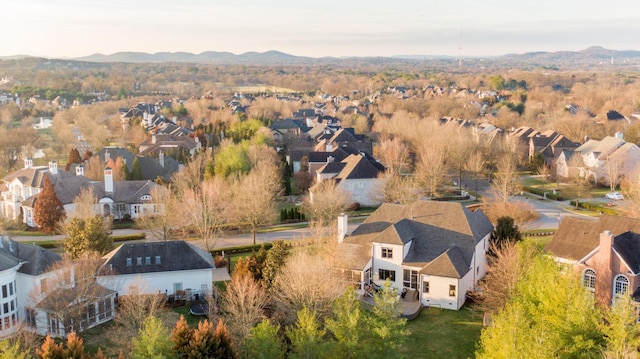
361,288,423,320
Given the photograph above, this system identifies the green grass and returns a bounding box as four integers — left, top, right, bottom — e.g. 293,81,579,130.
399,305,483,359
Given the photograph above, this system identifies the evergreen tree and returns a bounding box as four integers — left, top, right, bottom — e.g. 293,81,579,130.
599,294,640,358
36,335,65,359
261,240,288,290
82,149,93,161
491,216,522,248
65,148,83,171
365,280,409,358
325,286,368,359
286,306,327,359
65,331,86,359
244,319,286,359
188,320,216,359
0,339,30,359
213,319,237,359
130,157,143,180
34,176,66,233
131,316,173,359
63,215,113,258
171,315,192,358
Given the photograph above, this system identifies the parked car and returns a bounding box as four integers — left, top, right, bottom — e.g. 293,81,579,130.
606,192,624,200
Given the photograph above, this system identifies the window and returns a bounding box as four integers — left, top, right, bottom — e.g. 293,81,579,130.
136,257,143,266
133,205,140,214
174,283,183,293
582,269,596,292
423,281,430,293
145,256,151,265
126,258,132,266
1,285,6,298
25,308,36,328
155,256,161,264
3,303,8,314
381,247,393,259
8,282,12,296
141,194,151,201
40,278,48,293
449,285,456,297
614,275,629,296
378,269,396,282
403,269,418,289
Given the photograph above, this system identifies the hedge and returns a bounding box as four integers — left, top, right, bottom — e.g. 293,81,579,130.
211,242,275,256
113,233,146,242
522,186,564,201
569,200,618,215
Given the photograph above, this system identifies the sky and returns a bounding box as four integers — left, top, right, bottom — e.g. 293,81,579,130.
2,0,639,59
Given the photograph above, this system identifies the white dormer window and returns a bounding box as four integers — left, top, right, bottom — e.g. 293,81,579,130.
140,195,151,201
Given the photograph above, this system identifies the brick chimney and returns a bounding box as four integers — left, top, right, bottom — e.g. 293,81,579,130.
596,230,615,306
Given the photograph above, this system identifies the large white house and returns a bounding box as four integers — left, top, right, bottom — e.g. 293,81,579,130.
97,241,215,300
337,201,493,310
1,159,159,228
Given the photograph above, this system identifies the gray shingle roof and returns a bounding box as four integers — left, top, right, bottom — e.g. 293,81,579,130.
342,201,493,278
614,232,640,274
0,236,61,275
546,215,640,261
101,241,214,275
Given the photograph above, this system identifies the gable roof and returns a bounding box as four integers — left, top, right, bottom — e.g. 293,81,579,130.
546,215,640,261
613,232,640,274
342,201,493,277
100,241,214,275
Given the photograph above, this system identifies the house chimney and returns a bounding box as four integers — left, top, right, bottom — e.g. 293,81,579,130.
597,230,615,304
48,160,58,175
76,165,85,176
159,150,164,168
104,167,114,193
152,135,157,144
337,213,348,243
24,158,33,169
327,156,334,164
615,131,624,140
104,150,110,163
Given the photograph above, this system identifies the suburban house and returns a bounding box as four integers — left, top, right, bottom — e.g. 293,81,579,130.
557,133,640,185
97,241,215,301
94,146,181,182
528,130,580,166
138,134,200,158
336,201,493,310
1,159,160,228
0,236,116,338
546,215,640,306
310,153,385,207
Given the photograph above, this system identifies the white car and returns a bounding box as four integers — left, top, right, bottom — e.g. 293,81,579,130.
606,192,624,200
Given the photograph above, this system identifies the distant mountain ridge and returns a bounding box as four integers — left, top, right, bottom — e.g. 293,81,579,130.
2,47,640,66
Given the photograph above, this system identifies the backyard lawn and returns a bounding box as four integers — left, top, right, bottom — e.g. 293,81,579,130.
399,305,483,359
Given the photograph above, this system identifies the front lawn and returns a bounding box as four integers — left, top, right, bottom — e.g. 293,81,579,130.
399,305,483,358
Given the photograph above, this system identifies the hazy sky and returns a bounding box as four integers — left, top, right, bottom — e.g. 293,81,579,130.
2,0,639,58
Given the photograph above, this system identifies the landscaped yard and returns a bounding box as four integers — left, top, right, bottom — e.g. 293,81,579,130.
399,305,483,359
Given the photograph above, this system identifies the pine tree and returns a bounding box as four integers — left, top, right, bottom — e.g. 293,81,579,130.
171,315,192,358
65,148,83,171
63,215,113,258
261,240,288,290
325,286,368,359
188,320,216,358
65,331,86,359
34,176,66,233
286,306,327,359
213,319,237,359
0,339,30,359
130,316,173,359
130,157,143,180
36,335,65,359
244,319,286,359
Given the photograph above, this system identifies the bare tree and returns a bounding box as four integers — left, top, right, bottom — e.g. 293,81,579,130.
482,200,539,229
605,156,623,192
373,174,420,204
375,136,411,175
69,186,98,222
306,180,351,225
229,164,282,248
135,185,182,241
181,177,229,250
567,154,592,208
271,250,346,325
415,145,448,197
491,152,519,204
220,272,268,348
465,150,486,195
